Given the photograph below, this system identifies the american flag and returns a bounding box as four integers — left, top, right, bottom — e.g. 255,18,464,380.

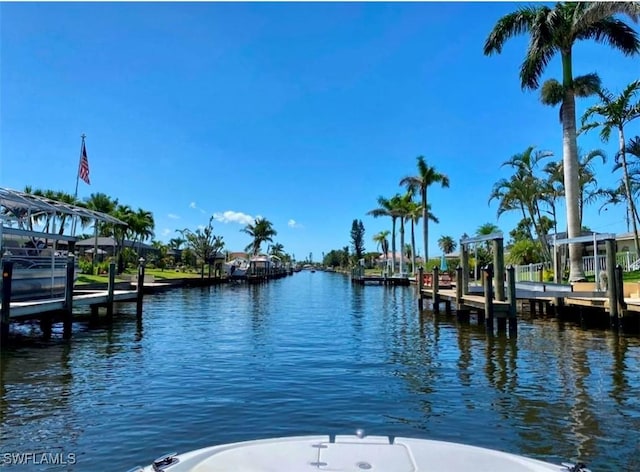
79,142,90,184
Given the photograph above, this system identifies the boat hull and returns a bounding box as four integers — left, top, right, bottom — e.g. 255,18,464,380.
1,257,76,301
134,434,573,472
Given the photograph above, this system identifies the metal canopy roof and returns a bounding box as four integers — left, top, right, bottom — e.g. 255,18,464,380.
0,187,126,226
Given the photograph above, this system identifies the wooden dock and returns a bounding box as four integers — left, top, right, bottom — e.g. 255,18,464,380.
350,268,411,286
1,259,147,344
417,265,640,335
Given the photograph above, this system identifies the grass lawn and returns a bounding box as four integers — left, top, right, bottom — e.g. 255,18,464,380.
75,268,206,285
585,270,640,283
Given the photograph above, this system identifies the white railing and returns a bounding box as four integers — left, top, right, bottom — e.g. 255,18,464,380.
582,252,638,275
514,262,552,282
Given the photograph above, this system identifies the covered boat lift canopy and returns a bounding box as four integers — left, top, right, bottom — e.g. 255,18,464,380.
0,187,126,243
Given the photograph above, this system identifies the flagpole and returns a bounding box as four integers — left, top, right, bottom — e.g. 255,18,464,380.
74,134,86,200
71,134,86,238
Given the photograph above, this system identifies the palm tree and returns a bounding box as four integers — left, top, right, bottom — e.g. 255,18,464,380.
489,146,554,260
581,80,640,256
406,200,422,275
373,230,390,271
242,217,277,256
367,194,403,274
484,1,640,280
85,192,118,236
438,235,457,255
130,208,155,255
399,155,450,267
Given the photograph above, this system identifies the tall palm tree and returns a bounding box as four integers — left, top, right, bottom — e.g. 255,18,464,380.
400,155,450,267
484,1,640,280
406,200,423,275
368,194,403,274
581,80,640,256
242,217,277,256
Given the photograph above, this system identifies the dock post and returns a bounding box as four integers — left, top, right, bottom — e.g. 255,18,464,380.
506,265,517,336
455,266,463,309
605,239,618,328
461,243,470,295
63,255,75,339
106,261,116,323
483,265,494,332
417,266,424,311
136,257,146,318
615,265,626,314
493,238,505,301
40,317,53,340
1,259,13,347
432,266,440,313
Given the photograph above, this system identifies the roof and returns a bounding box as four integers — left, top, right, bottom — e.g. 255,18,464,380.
0,187,125,226
76,237,154,250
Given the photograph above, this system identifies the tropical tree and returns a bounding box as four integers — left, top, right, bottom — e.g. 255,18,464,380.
179,216,225,278
350,219,366,262
581,80,640,256
484,1,640,280
406,200,422,274
438,235,457,255
242,217,277,256
367,194,403,274
85,192,119,236
129,208,155,255
373,230,390,272
489,146,554,260
399,155,450,267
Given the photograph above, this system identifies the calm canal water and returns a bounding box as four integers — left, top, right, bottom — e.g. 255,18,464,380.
1,271,639,471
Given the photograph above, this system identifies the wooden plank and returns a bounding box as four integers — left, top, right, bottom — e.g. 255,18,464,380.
3,289,138,318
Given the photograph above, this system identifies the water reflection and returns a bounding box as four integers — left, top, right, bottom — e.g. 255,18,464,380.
0,275,639,471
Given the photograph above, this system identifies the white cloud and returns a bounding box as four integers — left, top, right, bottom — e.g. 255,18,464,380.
161,228,172,236
213,210,255,225
189,202,197,209
168,213,180,219
288,219,303,228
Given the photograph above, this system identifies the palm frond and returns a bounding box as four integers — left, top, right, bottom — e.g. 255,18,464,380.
573,73,602,97
520,42,556,90
576,2,640,31
541,78,564,106
483,6,540,55
577,18,640,55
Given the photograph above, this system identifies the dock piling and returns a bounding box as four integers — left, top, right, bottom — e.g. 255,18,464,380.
455,266,463,310
506,265,517,336
432,266,440,313
106,261,116,322
493,238,505,301
136,257,146,318
417,266,424,311
63,255,75,339
1,259,14,347
605,239,618,327
483,265,494,332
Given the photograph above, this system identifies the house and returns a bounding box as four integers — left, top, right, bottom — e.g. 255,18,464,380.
75,236,156,259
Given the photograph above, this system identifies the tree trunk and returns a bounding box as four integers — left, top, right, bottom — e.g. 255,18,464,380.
410,219,417,275
618,128,640,257
561,53,585,282
399,219,405,275
422,186,429,268
391,217,397,274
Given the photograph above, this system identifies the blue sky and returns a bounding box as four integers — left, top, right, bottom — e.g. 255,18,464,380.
1,2,638,261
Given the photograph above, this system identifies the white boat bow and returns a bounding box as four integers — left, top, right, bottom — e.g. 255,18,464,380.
129,431,590,472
